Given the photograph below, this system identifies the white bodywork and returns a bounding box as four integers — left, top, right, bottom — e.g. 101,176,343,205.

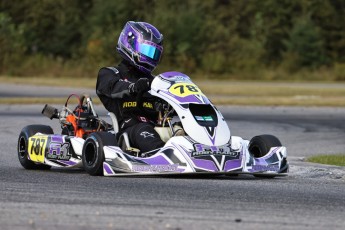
100,72,288,176
150,73,231,146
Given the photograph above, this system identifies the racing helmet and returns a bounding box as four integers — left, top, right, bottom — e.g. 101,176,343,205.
117,21,163,74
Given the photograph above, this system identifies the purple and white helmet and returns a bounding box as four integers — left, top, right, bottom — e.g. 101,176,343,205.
117,21,163,74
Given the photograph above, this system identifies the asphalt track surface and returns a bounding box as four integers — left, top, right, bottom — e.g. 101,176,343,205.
1,85,345,229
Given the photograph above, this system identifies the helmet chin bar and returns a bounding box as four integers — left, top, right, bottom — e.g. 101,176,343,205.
116,45,154,74
133,55,155,74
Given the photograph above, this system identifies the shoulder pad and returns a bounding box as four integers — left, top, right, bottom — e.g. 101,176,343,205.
106,67,119,74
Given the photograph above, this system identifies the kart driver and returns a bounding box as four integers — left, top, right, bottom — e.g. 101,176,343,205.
96,21,165,154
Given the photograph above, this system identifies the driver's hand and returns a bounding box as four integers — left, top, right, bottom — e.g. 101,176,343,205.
128,78,150,94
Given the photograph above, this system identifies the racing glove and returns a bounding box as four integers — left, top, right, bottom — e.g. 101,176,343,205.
128,78,150,95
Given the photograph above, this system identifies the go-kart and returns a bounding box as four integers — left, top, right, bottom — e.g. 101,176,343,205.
17,71,288,177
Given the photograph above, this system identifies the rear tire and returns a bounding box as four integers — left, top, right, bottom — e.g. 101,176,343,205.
82,132,117,176
18,125,54,170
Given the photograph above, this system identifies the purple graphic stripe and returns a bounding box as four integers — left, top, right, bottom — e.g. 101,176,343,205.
161,90,202,104
51,135,63,143
103,163,114,175
160,71,190,79
192,158,218,172
174,143,218,172
57,160,77,166
224,159,242,171
254,158,267,165
140,155,171,165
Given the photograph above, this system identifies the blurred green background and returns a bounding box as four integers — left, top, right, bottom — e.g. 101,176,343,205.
1,0,345,81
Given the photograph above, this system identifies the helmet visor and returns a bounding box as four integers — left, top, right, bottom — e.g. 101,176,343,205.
137,43,162,61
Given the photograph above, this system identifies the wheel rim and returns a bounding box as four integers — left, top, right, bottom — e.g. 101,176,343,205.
84,141,97,166
18,136,27,159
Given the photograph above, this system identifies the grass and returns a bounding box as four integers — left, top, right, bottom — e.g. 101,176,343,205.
307,154,345,167
1,76,345,106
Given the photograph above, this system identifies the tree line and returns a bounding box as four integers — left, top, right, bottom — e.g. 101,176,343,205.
1,0,345,80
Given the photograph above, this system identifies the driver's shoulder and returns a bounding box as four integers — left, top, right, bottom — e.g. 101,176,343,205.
98,66,120,75
105,66,120,74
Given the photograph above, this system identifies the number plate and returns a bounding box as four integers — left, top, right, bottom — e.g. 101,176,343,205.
169,83,203,97
28,135,49,163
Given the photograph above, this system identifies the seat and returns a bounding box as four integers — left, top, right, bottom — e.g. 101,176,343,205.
108,112,182,157
108,112,133,153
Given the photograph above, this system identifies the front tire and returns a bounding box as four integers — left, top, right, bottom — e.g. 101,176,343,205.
248,134,282,158
248,134,282,178
17,125,54,170
82,132,117,176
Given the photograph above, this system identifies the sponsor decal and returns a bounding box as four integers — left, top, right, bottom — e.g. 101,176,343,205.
140,131,155,138
138,116,148,122
47,142,71,160
122,101,153,109
124,118,132,123
174,75,189,81
204,116,213,121
252,165,279,172
123,101,137,108
194,116,213,121
192,144,237,157
132,164,179,172
121,118,132,129
163,75,190,82
195,116,204,121
143,102,153,109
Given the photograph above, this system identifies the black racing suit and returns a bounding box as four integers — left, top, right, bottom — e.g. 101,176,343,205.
96,60,165,153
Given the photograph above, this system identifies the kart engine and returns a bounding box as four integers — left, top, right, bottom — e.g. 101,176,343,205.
42,94,108,139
